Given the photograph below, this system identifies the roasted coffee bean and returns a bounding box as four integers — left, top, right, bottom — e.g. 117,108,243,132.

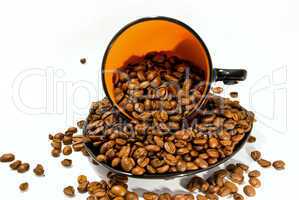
77,120,85,129
63,146,73,155
248,170,261,177
224,181,238,193
64,186,75,197
63,136,73,145
17,163,30,173
229,173,244,184
61,159,72,167
121,157,135,172
273,160,285,170
218,186,231,197
249,177,261,188
111,185,127,196
125,191,139,200
9,160,22,170
156,165,170,173
196,194,207,200
33,164,45,176
143,192,159,200
164,141,176,154
250,150,261,161
51,148,61,157
0,153,15,162
233,193,244,200
247,136,256,143
212,87,223,94
194,157,208,169
19,182,29,192
77,182,89,193
230,92,238,98
257,159,271,168
131,166,145,175
80,58,87,64
243,185,256,197
236,163,249,172
77,175,88,184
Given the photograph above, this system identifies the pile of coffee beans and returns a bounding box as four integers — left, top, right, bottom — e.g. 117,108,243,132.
113,52,206,122
85,94,254,175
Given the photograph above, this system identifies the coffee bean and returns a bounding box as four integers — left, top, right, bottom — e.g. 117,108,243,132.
164,141,176,154
121,157,135,172
250,150,261,161
131,166,145,175
273,160,285,170
247,136,256,143
51,148,61,157
224,181,238,193
233,193,244,200
212,87,223,94
230,92,238,98
156,165,170,173
125,191,139,200
63,146,73,155
0,153,15,162
33,164,45,176
19,182,29,192
61,159,72,167
77,175,88,184
249,177,261,188
80,58,86,64
9,160,22,170
143,192,159,200
111,185,127,196
236,163,249,172
17,163,30,173
243,185,256,197
196,194,207,200
77,181,88,193
218,186,231,197
248,170,261,177
64,186,75,197
257,159,271,168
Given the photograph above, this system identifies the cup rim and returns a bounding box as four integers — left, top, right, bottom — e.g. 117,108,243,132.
101,16,214,121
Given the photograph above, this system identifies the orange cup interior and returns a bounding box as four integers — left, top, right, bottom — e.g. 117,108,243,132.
102,17,212,120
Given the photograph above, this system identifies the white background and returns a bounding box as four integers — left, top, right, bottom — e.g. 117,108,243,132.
0,0,298,199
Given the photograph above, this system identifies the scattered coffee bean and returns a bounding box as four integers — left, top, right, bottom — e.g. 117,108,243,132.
64,186,75,197
249,177,261,188
248,170,261,178
197,194,208,200
250,150,261,161
230,92,238,98
111,184,127,196
17,163,30,173
272,160,285,170
9,160,22,170
80,58,86,64
51,149,61,157
257,159,271,168
61,159,72,167
212,86,223,94
77,120,85,129
247,136,256,143
233,193,244,200
19,182,29,192
33,164,45,176
63,146,73,156
0,153,15,162
243,185,256,197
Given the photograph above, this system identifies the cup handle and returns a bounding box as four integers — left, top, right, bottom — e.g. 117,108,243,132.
213,68,247,85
